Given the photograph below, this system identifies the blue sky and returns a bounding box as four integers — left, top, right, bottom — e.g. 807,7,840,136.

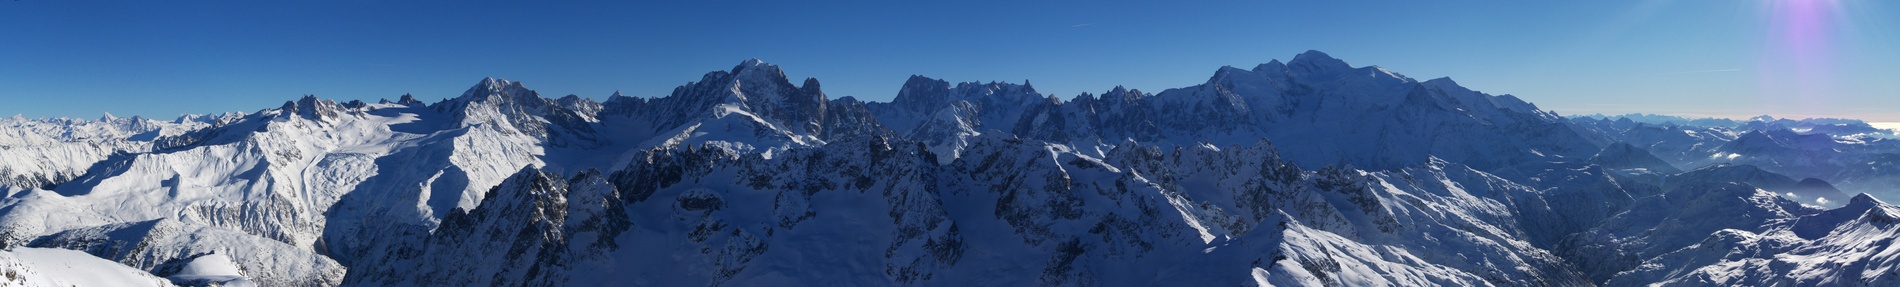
3,0,1896,121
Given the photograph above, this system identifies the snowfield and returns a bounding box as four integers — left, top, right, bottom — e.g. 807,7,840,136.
0,247,177,287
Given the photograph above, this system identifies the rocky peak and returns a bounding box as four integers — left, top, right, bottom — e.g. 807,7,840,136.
891,75,956,112
820,96,896,142
397,93,424,106
957,81,1039,99
889,75,1043,116
1836,193,1900,226
1850,193,1885,207
482,167,569,221
1101,86,1146,102
436,78,551,120
724,59,828,134
456,77,541,105
732,58,778,78
1253,59,1288,73
556,95,603,119
426,78,613,147
279,95,342,121
801,77,824,96
637,59,831,137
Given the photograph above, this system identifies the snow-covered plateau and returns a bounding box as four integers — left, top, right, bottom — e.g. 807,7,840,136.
3,51,1898,286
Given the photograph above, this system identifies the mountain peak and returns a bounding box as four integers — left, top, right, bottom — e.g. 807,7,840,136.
456,77,538,104
1796,178,1837,190
476,77,508,90
645,59,830,137
1213,65,1252,77
1255,60,1287,72
1852,193,1885,206
731,58,784,81
892,75,954,109
1291,50,1345,65
1295,49,1335,60
737,58,767,69
279,94,342,120
802,78,822,92
397,93,424,106
1288,50,1353,77
1423,77,1459,87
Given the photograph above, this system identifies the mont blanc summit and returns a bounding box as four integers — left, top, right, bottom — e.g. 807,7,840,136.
4,54,1900,286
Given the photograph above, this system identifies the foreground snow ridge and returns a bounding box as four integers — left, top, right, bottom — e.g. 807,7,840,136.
3,51,1900,286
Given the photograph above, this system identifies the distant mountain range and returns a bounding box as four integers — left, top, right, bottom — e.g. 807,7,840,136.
3,51,1899,286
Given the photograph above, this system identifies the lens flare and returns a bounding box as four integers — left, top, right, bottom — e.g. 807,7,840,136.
1761,0,1844,114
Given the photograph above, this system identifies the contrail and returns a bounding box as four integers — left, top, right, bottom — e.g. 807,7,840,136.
1070,23,1096,28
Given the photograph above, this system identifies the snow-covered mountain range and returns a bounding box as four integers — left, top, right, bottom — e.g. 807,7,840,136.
3,51,1898,286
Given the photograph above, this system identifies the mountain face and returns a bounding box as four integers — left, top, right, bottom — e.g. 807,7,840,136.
1589,142,1681,174
2,51,1898,286
868,51,1597,172
0,114,220,190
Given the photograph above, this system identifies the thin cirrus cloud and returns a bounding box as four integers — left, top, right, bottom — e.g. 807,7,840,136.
1655,68,1743,75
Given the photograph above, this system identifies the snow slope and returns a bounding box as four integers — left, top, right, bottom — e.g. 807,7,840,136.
0,247,177,287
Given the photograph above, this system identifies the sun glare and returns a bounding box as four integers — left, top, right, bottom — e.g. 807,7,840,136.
1761,0,1847,109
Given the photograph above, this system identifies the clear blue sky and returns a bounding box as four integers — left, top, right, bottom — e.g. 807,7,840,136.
3,0,1896,121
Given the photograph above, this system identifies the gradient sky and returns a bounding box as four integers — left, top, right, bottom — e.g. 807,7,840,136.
3,0,1896,121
